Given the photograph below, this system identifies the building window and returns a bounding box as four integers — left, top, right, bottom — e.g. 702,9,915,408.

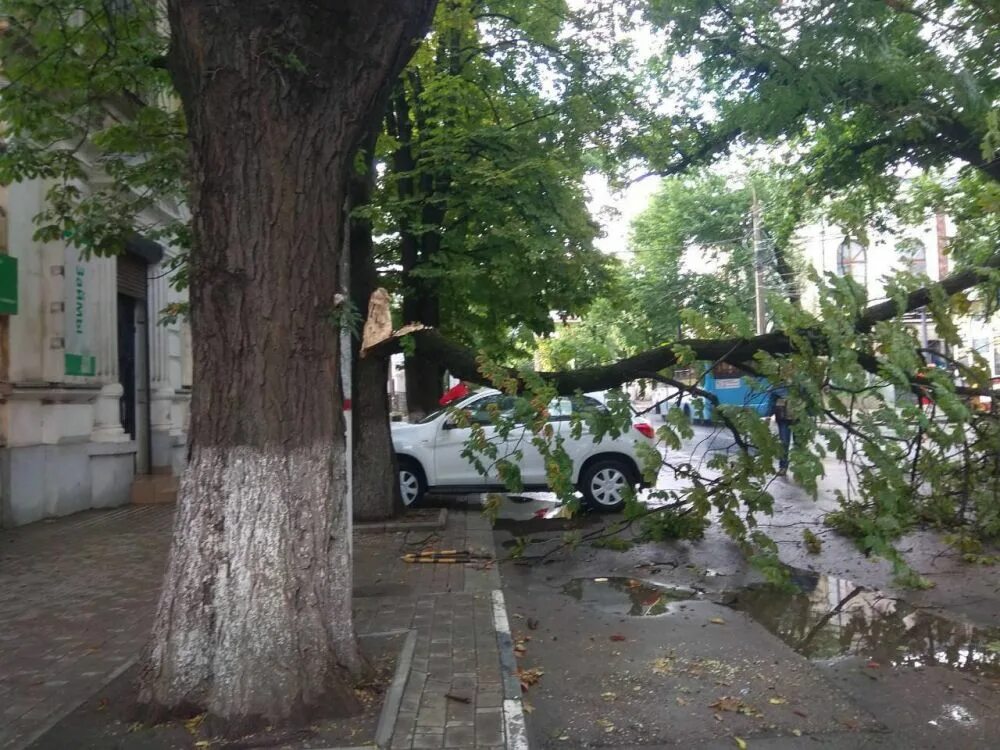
837,239,868,286
897,238,927,275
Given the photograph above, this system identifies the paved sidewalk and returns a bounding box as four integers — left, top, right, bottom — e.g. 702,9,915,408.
354,509,523,750
0,502,520,750
0,506,174,750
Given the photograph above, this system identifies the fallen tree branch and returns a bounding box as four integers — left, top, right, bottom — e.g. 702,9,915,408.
378,255,1000,396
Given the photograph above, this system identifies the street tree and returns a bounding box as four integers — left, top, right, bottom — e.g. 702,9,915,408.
375,0,640,416
140,0,437,728
1,0,438,729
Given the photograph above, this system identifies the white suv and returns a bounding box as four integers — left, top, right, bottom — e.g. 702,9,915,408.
391,389,656,511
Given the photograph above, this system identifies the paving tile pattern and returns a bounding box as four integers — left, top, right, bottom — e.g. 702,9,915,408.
0,506,174,750
354,503,507,749
0,500,509,750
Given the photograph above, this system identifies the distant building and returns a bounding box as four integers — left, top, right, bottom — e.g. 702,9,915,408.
794,212,999,381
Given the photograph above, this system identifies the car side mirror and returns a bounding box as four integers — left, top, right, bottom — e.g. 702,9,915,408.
442,419,458,430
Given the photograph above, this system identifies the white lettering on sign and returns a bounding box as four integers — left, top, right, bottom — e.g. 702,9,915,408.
75,266,85,335
63,247,96,376
714,378,741,390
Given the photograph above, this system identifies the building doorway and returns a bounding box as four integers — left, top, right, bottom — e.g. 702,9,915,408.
117,253,151,474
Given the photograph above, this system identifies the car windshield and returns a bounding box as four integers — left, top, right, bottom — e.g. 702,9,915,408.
416,406,451,424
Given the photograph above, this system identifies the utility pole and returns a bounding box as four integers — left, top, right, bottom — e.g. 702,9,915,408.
752,185,766,335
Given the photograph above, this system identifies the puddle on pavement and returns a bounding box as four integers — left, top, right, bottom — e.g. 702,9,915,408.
721,570,1000,679
560,569,1000,678
561,577,699,617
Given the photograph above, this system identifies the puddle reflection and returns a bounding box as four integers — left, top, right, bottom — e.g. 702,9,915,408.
723,571,1000,678
561,577,697,617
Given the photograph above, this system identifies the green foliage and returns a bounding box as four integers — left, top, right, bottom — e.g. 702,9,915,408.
468,244,1000,583
628,171,789,340
802,529,823,555
536,167,802,369
328,298,364,339
641,0,999,267
640,509,710,541
0,0,188,264
591,535,633,551
374,0,644,360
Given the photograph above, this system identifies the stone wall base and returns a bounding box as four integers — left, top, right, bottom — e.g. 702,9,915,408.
1,440,137,527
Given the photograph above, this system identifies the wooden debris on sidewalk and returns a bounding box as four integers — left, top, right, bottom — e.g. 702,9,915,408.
401,548,494,564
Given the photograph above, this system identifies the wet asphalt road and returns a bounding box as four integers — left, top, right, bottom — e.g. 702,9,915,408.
478,422,1000,749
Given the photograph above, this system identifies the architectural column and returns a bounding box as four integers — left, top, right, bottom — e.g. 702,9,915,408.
148,261,175,469
91,255,127,442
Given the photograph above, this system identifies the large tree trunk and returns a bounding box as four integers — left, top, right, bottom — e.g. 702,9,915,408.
385,79,447,419
402,306,445,419
139,0,435,732
353,352,402,520
350,134,402,522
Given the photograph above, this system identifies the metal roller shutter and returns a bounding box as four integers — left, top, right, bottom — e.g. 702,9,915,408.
117,253,147,299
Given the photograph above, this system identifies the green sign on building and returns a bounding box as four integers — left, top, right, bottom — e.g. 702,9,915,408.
0,254,17,315
64,252,96,377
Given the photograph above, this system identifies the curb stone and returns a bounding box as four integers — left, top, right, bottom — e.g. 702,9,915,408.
491,590,529,750
311,629,418,750
374,630,418,749
9,655,139,750
355,508,448,535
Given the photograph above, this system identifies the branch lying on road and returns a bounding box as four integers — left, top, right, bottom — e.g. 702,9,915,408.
376,254,1000,395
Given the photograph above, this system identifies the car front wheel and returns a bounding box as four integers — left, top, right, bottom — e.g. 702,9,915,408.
398,458,426,508
579,458,635,512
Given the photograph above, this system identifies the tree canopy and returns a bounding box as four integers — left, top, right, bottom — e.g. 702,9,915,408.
373,0,650,410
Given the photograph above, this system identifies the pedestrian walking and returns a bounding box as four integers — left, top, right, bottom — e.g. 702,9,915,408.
769,386,794,476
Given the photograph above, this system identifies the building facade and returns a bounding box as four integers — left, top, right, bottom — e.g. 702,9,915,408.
0,178,190,527
794,212,1000,381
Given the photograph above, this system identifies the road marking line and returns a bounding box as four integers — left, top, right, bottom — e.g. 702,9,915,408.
492,588,530,750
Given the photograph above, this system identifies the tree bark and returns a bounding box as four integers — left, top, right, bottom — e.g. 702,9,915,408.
350,132,403,522
139,0,435,732
386,76,447,419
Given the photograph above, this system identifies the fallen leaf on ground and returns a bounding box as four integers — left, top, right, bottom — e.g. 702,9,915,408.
710,696,760,717
792,729,802,737
769,697,787,705
523,701,535,714
610,634,627,642
710,697,744,713
652,657,673,674
517,667,544,691
184,714,206,733
676,696,688,706
601,692,617,702
735,737,747,749
866,660,880,669
709,617,726,625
